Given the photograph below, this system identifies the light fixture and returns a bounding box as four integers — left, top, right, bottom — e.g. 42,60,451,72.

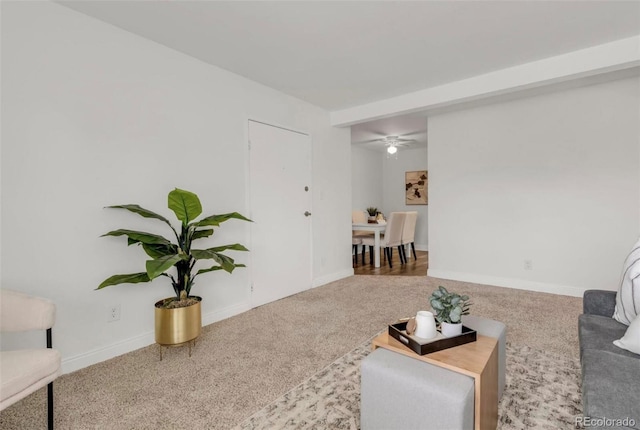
385,136,399,159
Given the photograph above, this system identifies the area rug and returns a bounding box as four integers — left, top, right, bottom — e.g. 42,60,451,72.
234,340,582,430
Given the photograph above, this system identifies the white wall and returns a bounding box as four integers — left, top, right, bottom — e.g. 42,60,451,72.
382,146,429,250
0,2,351,372
428,77,640,296
350,147,383,214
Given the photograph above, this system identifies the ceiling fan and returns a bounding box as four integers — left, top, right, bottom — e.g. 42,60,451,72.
351,115,427,156
381,135,415,155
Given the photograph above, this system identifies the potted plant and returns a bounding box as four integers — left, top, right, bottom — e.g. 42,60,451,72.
366,207,378,222
429,286,471,337
97,188,251,349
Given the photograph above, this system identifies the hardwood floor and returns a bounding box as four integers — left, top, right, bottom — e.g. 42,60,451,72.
353,248,428,276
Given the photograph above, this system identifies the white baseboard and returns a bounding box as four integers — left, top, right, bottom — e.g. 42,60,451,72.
427,269,586,298
62,329,156,375
61,301,251,375
202,302,251,327
312,269,354,288
414,244,428,251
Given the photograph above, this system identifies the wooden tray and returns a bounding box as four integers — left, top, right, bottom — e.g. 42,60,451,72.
388,321,477,355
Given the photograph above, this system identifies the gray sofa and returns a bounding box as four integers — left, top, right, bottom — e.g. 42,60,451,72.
579,290,640,429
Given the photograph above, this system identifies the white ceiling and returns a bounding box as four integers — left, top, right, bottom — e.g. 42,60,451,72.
57,1,640,152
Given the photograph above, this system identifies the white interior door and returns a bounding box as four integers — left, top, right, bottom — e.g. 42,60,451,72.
248,120,312,308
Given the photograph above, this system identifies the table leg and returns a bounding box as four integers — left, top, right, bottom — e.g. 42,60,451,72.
374,230,381,268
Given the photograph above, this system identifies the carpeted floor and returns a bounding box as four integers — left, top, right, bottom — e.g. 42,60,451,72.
0,275,584,429
234,341,582,430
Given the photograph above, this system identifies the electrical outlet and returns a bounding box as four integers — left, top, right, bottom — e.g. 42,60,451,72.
107,304,121,323
524,260,533,271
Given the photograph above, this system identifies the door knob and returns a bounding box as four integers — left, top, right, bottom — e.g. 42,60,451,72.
304,211,312,217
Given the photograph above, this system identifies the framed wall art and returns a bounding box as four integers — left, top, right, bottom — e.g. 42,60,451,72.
405,170,427,205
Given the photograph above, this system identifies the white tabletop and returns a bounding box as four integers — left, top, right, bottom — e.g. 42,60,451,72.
352,222,386,230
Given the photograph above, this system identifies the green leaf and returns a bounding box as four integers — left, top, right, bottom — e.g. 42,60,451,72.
102,229,172,246
449,306,463,323
105,204,173,227
216,255,237,273
207,243,249,253
97,273,150,289
190,249,211,260
430,298,444,310
191,229,214,241
168,188,202,225
195,212,252,227
195,262,245,277
142,243,177,259
145,254,183,279
191,249,236,272
438,286,448,295
195,265,224,276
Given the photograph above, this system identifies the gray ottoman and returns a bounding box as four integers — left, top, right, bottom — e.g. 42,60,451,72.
361,348,475,430
462,315,507,399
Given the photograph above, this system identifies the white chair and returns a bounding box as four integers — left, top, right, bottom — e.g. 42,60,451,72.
352,210,373,264
352,237,363,266
352,210,372,237
352,210,367,225
401,211,418,261
362,212,406,268
0,289,61,429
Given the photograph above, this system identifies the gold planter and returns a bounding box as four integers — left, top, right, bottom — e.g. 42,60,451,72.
154,296,202,346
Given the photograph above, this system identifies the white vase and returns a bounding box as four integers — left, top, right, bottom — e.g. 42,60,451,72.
441,321,462,337
414,311,437,339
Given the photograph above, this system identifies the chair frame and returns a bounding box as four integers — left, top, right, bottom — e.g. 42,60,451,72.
47,328,54,429
0,290,59,430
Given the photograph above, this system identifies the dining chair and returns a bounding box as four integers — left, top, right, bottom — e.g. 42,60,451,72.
352,237,363,266
352,210,373,264
0,289,61,430
362,212,406,268
352,210,368,225
401,211,418,261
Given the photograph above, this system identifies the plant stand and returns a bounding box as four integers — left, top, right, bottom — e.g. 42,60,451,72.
158,337,198,361
154,296,202,361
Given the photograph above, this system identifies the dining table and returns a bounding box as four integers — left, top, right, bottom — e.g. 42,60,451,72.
352,222,387,268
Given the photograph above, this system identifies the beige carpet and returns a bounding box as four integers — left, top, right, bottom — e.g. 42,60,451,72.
233,341,582,430
0,275,583,429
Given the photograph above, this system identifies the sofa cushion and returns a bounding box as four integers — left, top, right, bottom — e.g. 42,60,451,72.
583,290,617,317
0,289,56,332
614,314,640,355
578,314,636,360
613,238,640,326
0,349,61,410
361,348,474,430
581,348,640,428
